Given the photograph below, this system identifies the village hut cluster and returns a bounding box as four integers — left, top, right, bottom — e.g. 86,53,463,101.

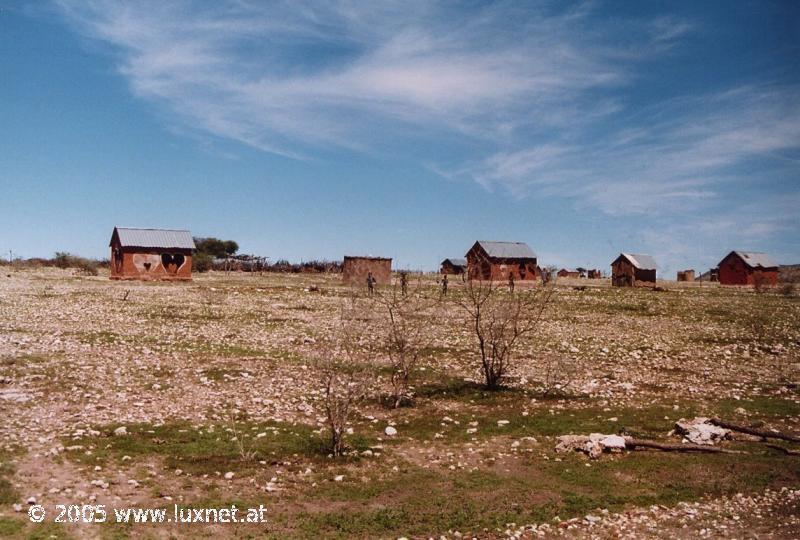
105,226,783,289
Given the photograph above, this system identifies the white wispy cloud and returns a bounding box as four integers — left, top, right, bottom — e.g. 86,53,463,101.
462,85,800,214
52,1,798,222
53,1,683,155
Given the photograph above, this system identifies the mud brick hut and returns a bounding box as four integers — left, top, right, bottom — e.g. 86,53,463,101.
587,269,602,279
109,227,195,281
677,269,695,282
466,241,538,281
440,258,467,275
611,253,657,287
717,251,778,286
557,268,580,278
697,268,719,282
342,256,392,285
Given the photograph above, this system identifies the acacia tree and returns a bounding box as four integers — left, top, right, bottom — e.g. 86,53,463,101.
314,298,372,456
457,278,554,390
374,281,432,407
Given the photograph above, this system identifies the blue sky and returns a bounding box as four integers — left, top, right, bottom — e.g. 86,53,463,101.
1,1,798,273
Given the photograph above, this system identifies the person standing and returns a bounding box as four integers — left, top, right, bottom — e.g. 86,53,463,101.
441,273,448,296
508,272,515,293
400,271,408,296
367,271,375,295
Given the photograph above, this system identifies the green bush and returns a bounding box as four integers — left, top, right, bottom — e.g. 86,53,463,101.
53,252,99,275
193,252,213,273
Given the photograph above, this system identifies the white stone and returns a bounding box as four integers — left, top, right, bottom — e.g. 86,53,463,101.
675,417,729,446
599,435,626,451
113,426,128,436
384,426,398,437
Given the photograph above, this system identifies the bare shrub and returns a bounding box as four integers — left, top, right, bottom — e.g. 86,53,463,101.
778,268,799,297
374,282,432,408
314,299,373,456
53,252,99,275
747,298,778,349
538,352,578,397
753,272,769,294
227,411,258,462
74,258,99,276
457,279,555,390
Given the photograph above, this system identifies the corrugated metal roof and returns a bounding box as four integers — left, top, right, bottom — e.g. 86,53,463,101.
733,251,777,269
112,227,196,249
343,255,392,261
442,258,467,267
474,241,537,259
621,253,657,270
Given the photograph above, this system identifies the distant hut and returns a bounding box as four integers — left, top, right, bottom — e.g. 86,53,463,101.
109,227,195,281
440,258,467,275
697,268,719,282
611,253,657,287
466,241,538,281
677,269,695,282
342,256,392,285
717,251,778,286
587,269,602,279
557,268,580,278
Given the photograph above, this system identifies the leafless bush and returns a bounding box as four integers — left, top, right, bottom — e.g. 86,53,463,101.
747,298,778,348
457,279,555,390
778,268,799,297
538,352,578,397
374,282,433,407
268,259,342,273
753,272,769,294
53,252,99,275
227,410,258,462
313,299,373,456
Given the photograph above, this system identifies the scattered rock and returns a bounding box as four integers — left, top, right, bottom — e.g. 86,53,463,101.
675,417,730,446
555,433,627,459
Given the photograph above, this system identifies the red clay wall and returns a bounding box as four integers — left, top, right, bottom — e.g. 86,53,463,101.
110,248,193,281
467,253,538,281
611,259,655,287
719,256,778,286
342,257,392,285
440,263,465,275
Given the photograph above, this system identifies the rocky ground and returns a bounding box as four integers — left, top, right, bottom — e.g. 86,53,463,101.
0,267,798,539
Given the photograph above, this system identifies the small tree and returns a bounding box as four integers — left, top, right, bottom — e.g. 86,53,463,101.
374,282,432,407
314,299,372,456
194,237,239,258
457,279,554,390
193,252,213,273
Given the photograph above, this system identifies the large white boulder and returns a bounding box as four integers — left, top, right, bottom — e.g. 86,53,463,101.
675,417,729,445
